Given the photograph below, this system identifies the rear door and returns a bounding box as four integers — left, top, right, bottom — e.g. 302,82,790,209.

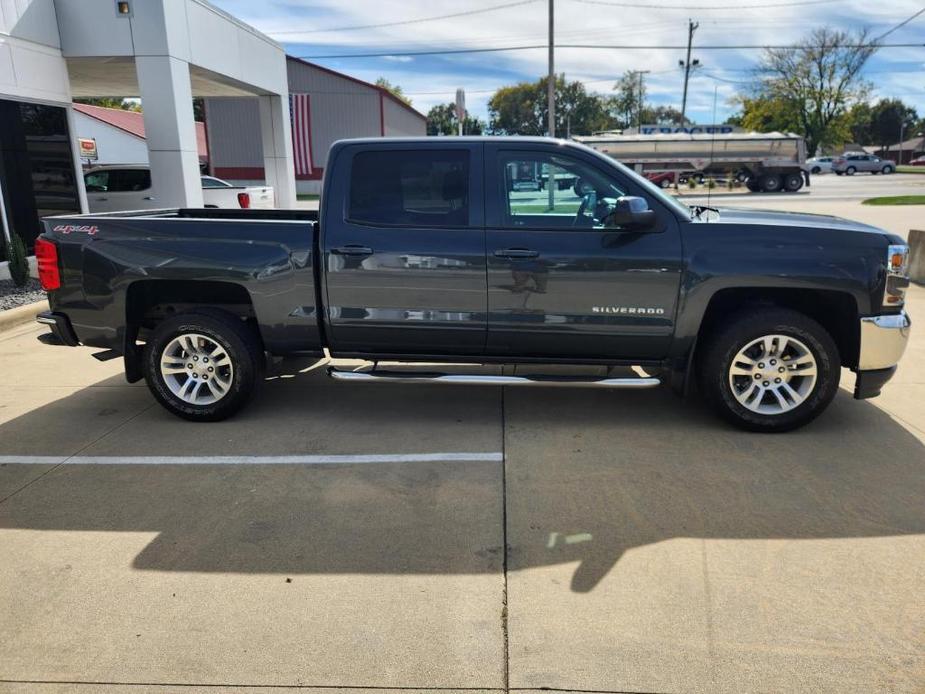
322,142,487,356
483,142,683,360
84,169,154,212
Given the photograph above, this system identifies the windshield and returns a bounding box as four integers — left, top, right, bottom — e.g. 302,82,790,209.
581,145,693,219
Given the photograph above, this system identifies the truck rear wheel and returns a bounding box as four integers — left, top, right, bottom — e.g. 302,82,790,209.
759,174,782,192
698,308,840,432
783,173,804,192
143,310,263,422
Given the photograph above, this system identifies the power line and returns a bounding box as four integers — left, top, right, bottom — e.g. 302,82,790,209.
264,0,539,35
872,5,925,43
297,41,925,59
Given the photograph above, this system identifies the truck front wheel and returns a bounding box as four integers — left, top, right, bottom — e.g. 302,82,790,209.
143,310,263,422
698,308,840,432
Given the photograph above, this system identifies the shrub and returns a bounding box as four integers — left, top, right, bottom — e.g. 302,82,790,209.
5,232,29,287
687,177,697,189
706,178,716,189
727,178,735,190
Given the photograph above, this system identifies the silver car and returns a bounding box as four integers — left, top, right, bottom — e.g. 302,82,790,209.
832,153,895,175
804,156,834,174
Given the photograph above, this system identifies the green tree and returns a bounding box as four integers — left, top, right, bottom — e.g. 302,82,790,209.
867,99,918,150
641,104,688,126
375,77,412,106
728,95,802,133
606,70,647,129
748,27,876,156
488,75,613,136
426,103,485,136
74,97,141,112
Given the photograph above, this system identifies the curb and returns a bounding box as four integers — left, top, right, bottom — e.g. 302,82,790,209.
0,300,47,334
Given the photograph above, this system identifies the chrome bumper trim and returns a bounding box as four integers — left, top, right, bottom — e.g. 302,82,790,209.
858,311,911,371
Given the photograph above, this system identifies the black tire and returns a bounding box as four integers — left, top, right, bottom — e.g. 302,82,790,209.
759,174,782,192
846,166,856,176
698,308,841,432
660,178,672,189
882,165,894,175
811,166,821,174
783,173,804,192
745,179,760,192
143,310,263,422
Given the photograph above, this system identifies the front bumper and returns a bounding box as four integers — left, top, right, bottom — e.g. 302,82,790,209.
854,311,911,399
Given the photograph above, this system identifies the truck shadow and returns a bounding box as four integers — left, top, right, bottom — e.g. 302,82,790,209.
0,362,923,593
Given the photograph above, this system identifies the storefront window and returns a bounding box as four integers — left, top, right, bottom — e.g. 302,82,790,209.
0,99,81,260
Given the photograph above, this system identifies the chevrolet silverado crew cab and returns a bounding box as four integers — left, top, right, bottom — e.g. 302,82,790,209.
35,137,911,432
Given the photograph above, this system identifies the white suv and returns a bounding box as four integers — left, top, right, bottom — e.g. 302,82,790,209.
84,166,274,212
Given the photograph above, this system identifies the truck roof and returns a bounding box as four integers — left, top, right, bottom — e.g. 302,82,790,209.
332,136,579,147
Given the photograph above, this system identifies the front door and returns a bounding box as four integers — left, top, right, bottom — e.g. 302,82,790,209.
322,143,487,356
484,144,683,360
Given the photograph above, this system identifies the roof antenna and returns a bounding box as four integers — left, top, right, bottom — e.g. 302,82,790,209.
706,84,718,212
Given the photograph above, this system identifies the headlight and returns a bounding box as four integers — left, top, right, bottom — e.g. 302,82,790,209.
884,243,910,308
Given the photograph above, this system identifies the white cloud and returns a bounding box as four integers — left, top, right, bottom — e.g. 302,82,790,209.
214,0,925,122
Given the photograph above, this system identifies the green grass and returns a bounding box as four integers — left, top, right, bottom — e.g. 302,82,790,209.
861,195,925,206
897,166,925,174
296,193,320,201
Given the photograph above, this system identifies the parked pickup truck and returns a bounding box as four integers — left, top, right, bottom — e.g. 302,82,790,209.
35,137,911,432
84,166,274,212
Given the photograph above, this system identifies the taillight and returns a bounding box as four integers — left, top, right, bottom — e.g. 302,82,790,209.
34,237,61,291
237,192,251,208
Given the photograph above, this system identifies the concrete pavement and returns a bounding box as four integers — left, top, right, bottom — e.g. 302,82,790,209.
1,270,923,689
681,172,925,240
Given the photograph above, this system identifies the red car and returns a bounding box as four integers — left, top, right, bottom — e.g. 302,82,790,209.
909,156,925,167
644,171,677,188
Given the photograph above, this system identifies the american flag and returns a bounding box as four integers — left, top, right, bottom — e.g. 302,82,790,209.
289,93,313,176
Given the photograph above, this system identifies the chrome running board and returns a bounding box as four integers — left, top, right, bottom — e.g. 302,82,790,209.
328,369,660,389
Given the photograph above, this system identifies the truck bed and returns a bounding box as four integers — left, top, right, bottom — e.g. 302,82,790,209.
42,208,323,356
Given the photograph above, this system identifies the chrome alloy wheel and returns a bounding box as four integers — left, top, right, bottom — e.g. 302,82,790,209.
727,334,817,415
160,333,234,405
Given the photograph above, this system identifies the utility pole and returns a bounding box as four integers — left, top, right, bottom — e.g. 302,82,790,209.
547,0,555,139
636,70,650,130
547,0,555,210
679,19,699,125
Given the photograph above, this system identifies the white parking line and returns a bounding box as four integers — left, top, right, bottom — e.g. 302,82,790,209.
0,453,504,465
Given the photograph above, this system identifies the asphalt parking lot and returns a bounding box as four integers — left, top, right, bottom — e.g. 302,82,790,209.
2,193,924,693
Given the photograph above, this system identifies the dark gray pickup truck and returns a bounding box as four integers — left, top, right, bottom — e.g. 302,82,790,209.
34,137,911,431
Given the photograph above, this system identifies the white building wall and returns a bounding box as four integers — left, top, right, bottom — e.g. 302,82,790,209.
0,0,68,104
383,97,426,137
73,113,149,165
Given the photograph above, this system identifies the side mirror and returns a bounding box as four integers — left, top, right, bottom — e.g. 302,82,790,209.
605,196,657,231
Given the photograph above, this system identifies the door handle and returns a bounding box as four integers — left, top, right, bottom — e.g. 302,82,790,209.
494,248,539,259
332,245,374,256
96,197,108,201
143,196,155,201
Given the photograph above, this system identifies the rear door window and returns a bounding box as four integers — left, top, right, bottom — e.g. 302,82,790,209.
348,150,470,228
110,169,152,192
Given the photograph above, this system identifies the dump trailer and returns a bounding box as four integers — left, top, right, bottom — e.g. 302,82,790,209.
573,131,809,193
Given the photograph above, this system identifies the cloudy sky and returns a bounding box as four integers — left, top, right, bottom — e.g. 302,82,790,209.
212,0,925,126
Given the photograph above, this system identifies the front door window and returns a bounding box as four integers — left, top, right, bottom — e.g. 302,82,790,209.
501,152,630,230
